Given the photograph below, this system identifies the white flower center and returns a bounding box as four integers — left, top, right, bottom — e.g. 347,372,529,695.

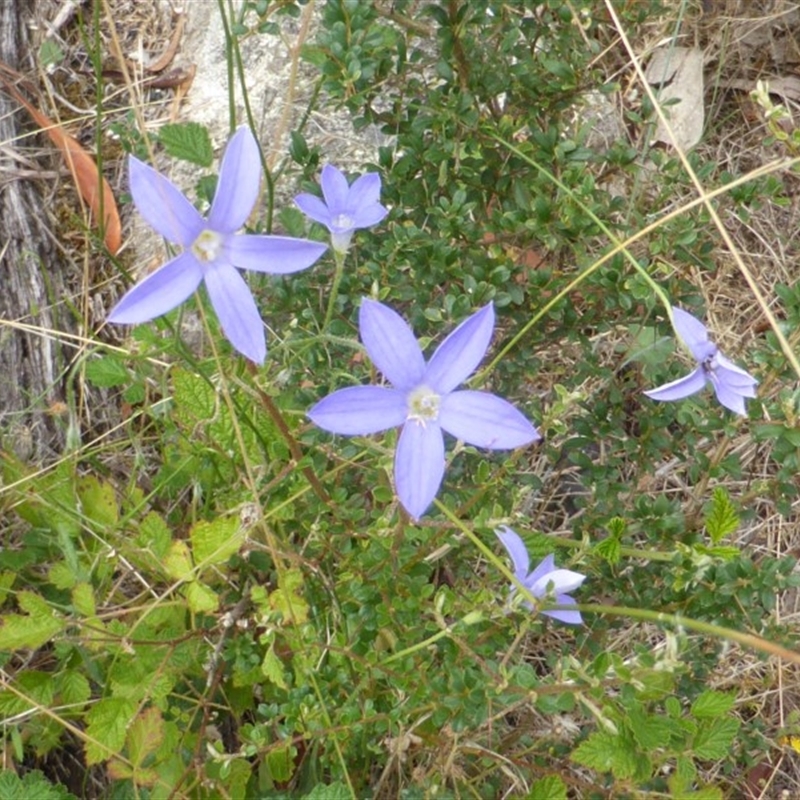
701,350,719,375
331,212,354,232
407,385,441,425
191,229,223,263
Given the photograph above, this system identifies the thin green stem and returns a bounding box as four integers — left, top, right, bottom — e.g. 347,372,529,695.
323,249,347,331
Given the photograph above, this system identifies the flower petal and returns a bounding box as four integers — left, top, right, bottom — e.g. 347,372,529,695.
320,164,350,211
425,304,495,393
531,568,586,597
346,172,382,208
227,235,327,274
439,390,540,449
203,263,266,363
359,299,426,390
671,306,711,361
526,553,556,588
715,355,758,391
108,252,203,324
495,526,530,580
346,173,388,228
394,421,445,519
643,366,707,402
208,127,261,233
712,384,748,415
294,193,333,227
129,156,204,246
542,596,583,625
308,386,407,435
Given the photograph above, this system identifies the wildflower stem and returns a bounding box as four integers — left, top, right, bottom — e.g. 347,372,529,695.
246,363,331,505
323,249,347,331
555,602,800,664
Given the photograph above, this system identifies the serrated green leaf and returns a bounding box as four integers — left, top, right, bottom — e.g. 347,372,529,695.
0,571,15,603
571,731,617,773
85,697,136,765
691,691,736,719
704,487,739,544
128,706,164,767
261,644,288,690
57,671,91,706
527,774,567,800
77,475,119,529
269,569,309,624
0,592,64,650
0,671,55,717
71,583,96,617
164,540,194,581
627,707,676,750
593,536,621,565
692,717,740,760
668,754,698,795
185,582,219,613
48,562,77,590
158,122,213,167
171,368,216,427
0,769,78,800
136,511,172,558
301,781,351,800
83,357,130,388
266,741,296,783
190,516,242,568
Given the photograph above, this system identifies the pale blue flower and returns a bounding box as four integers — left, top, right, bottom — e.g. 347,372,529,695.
309,299,540,519
294,164,388,253
108,126,327,364
495,526,585,625
644,307,758,416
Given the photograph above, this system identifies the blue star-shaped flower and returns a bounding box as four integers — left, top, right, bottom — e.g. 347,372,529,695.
644,306,758,415
294,164,388,253
108,126,327,363
495,526,585,625
309,299,540,519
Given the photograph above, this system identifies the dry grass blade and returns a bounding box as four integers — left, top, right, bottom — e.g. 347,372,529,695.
0,60,121,254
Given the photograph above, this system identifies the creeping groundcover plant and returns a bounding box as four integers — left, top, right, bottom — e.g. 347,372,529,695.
8,9,798,794
109,126,327,363
309,299,540,518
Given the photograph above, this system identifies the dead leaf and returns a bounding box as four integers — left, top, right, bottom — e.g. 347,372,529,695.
0,62,121,254
645,46,705,151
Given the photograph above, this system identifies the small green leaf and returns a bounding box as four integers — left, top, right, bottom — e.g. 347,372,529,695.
83,357,130,388
57,671,91,706
570,731,617,772
71,583,96,617
157,122,213,167
261,644,288,690
704,487,739,544
0,769,78,800
692,717,740,760
301,782,351,800
527,775,567,800
85,698,136,765
269,569,309,624
185,582,219,614
266,741,296,783
627,708,676,750
691,690,736,719
128,706,164,767
190,516,242,568
0,592,64,650
593,536,621,565
77,476,119,529
164,540,194,581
